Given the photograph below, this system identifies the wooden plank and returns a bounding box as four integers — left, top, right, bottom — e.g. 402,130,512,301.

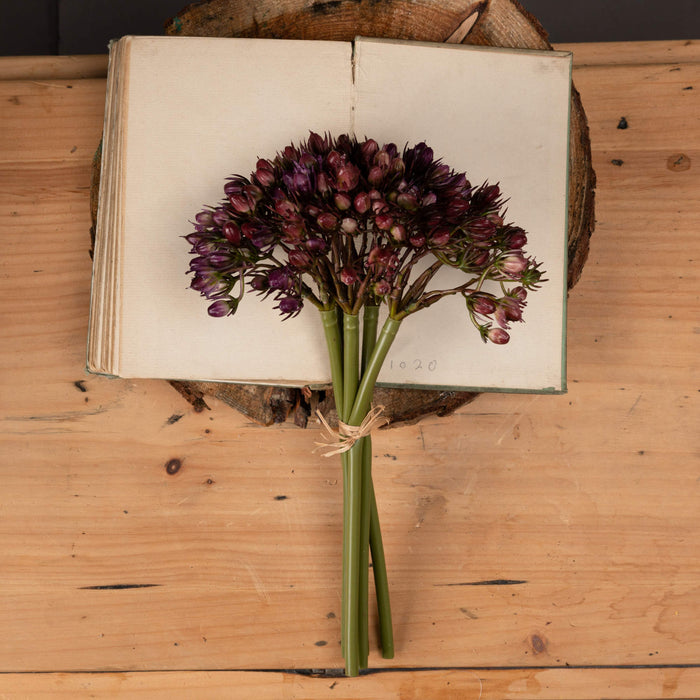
0,55,109,80
572,62,700,152
0,668,699,699
0,79,105,164
555,39,700,66
0,44,699,694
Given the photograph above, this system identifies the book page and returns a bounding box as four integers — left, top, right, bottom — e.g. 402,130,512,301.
353,38,571,392
118,37,353,381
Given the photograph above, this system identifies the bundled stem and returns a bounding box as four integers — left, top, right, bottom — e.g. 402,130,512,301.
319,307,400,676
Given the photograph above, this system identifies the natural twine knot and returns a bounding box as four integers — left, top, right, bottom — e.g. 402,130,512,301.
314,405,388,457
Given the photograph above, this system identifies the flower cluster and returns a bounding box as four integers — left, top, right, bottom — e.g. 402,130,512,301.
186,132,543,342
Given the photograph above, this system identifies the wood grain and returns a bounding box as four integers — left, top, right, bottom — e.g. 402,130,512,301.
0,41,698,697
2,668,700,698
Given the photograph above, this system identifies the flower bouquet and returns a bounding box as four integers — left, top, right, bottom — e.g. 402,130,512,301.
186,132,543,676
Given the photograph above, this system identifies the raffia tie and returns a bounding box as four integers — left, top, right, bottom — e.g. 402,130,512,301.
314,405,388,457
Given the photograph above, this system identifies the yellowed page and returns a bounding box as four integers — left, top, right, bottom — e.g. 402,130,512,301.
353,38,571,392
118,36,353,381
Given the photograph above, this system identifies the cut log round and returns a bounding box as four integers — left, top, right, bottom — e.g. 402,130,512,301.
91,0,595,428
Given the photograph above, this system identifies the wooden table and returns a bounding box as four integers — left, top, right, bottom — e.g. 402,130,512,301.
0,41,698,698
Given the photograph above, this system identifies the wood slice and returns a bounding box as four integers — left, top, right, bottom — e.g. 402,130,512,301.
91,0,595,428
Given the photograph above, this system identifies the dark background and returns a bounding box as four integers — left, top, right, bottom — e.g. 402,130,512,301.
1,0,698,55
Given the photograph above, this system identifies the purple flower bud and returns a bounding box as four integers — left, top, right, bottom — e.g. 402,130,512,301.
276,295,303,318
374,149,391,169
288,170,312,196
229,194,251,214
299,152,316,168
317,172,330,194
368,166,384,186
473,183,501,208
354,192,371,214
467,218,497,241
306,237,326,252
500,296,524,323
396,192,418,211
511,286,528,302
190,273,226,296
207,298,237,317
487,212,504,226
340,217,359,234
410,142,434,170
422,192,437,206
371,198,389,215
433,163,450,181
368,246,399,274
307,132,327,153
208,252,235,268
249,275,269,291
487,327,510,344
243,223,274,249
326,150,342,169
390,157,405,176
430,227,451,247
254,167,275,187
268,267,294,291
212,208,229,226
469,293,497,316
195,211,214,226
361,138,379,162
185,231,206,247
334,193,352,210
317,212,338,231
340,267,358,285
409,234,426,248
390,223,406,241
472,250,490,267
373,279,391,296
281,221,305,244
222,221,241,245
505,227,528,249
288,250,312,269
275,198,298,220
244,185,263,204
500,252,528,276
336,164,360,192
224,178,246,196
375,214,393,231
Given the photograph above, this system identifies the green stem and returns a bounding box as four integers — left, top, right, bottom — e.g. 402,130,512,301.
320,308,348,657
344,439,363,676
361,306,379,372
358,310,398,661
357,305,379,668
319,308,399,672
342,314,360,422
341,313,361,676
349,316,402,425
370,484,394,658
320,308,344,416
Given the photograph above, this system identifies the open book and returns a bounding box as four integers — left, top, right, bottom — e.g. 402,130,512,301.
89,35,572,393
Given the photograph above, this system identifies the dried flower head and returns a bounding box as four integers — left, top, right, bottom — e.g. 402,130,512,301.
186,132,543,340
